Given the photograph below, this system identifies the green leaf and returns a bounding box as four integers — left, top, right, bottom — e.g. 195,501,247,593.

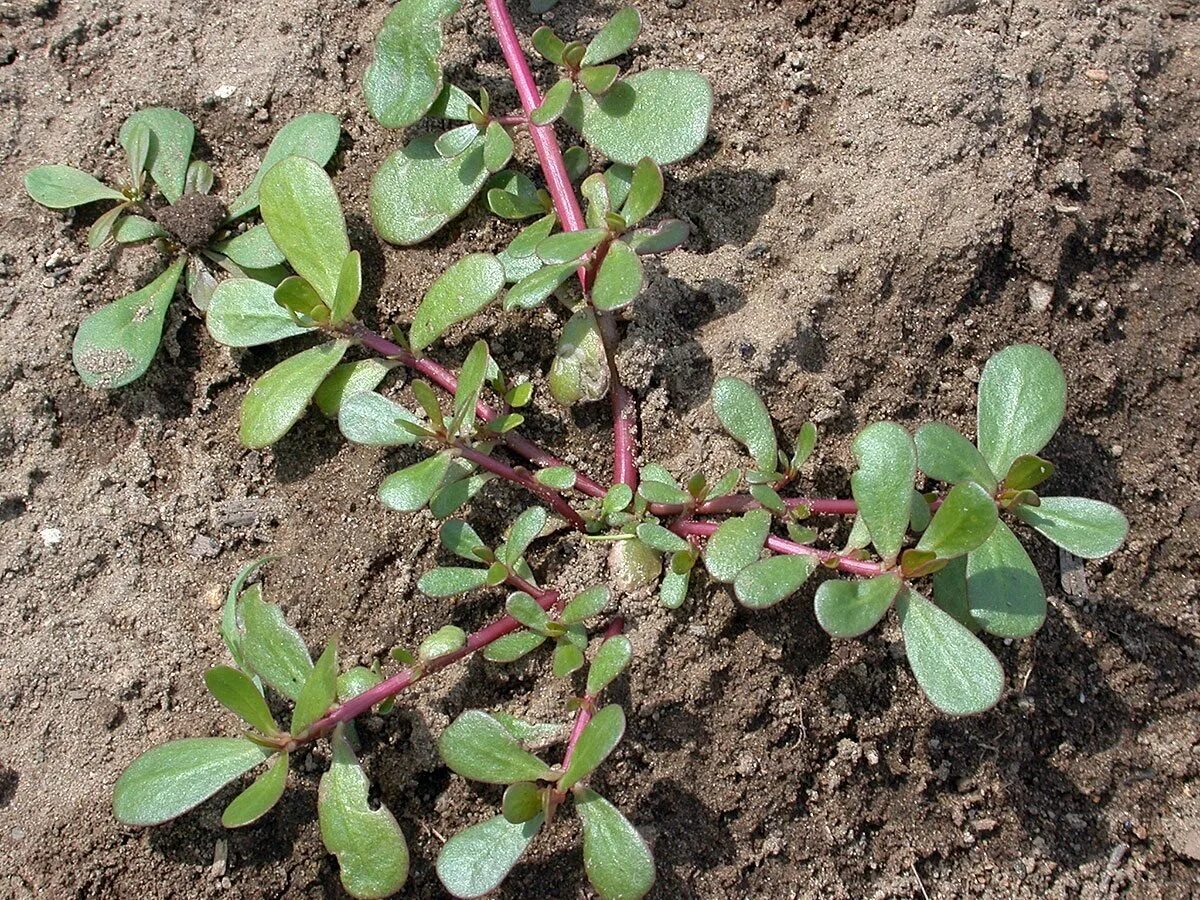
440,520,489,562
703,509,771,583
229,112,342,219
1012,496,1128,559
504,506,548,565
534,466,577,490
371,134,488,245
562,585,610,624
204,665,278,735
537,227,607,264
566,69,712,166
330,251,362,324
553,642,586,677
620,158,662,227
896,589,1005,716
222,752,289,828
113,214,168,243
813,573,903,638
610,537,663,591
561,705,624,790
712,376,777,472
916,481,998,560
531,78,575,126
274,276,326,321
113,737,272,826
849,422,917,564
625,218,689,254
506,592,551,633
319,726,410,899
505,261,577,311
87,202,128,248
436,814,543,899
577,788,655,900
314,358,393,419
429,83,479,121
483,630,547,663
291,641,338,735
965,521,1045,638
380,453,455,512
420,624,468,660
583,6,641,64
603,483,636,515
977,344,1066,481
213,224,287,269
909,490,932,533
484,121,514,173
488,173,547,222
206,278,310,347
25,164,124,209
338,391,423,447
503,782,543,824
439,710,554,784
733,554,816,610
409,253,505,351
124,122,151,185
239,341,350,448
449,339,490,436
186,159,215,195
364,0,460,128
436,123,482,158
533,25,565,63
73,257,186,389
549,309,609,404
1004,454,1054,491
338,666,384,702
240,584,314,700
930,556,979,631
579,64,620,96
119,108,195,202
592,240,643,311
221,556,274,672
659,566,690,609
635,523,690,553
914,422,998,492
586,636,632,695
431,470,493,519
418,566,489,597
260,157,350,307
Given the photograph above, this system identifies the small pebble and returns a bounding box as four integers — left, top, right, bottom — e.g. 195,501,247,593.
40,526,63,547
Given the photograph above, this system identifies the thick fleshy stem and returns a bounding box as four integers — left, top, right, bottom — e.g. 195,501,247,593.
557,617,625,788
483,0,639,491
649,495,859,518
671,519,886,578
455,443,588,529
297,577,561,743
347,322,606,499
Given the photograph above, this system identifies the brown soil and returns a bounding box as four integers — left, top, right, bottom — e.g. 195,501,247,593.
2,0,1198,897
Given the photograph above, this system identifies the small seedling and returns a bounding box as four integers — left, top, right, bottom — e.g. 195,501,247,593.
81,2,1129,898
25,109,340,387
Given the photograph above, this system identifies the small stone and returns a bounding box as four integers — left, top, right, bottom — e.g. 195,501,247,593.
1029,281,1054,312
665,0,686,8
39,526,63,547
1110,444,1123,457
933,0,978,15
189,534,222,559
214,84,237,99
1053,159,1086,192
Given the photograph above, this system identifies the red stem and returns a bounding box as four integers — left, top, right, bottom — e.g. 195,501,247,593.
559,617,625,774
455,443,587,529
650,495,859,518
672,520,886,578
483,0,639,490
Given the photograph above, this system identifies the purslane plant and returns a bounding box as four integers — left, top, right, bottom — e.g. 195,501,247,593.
25,109,340,387
58,3,1128,898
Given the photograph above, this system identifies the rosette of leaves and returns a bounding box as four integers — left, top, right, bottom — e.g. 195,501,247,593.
25,109,341,389
435,635,647,899
112,561,408,899
365,1,710,247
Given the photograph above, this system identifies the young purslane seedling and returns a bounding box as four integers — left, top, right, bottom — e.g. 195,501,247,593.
25,109,340,388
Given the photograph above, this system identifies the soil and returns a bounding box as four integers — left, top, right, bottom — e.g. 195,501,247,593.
1,0,1198,897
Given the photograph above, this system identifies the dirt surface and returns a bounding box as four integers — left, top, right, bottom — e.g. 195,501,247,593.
2,0,1199,896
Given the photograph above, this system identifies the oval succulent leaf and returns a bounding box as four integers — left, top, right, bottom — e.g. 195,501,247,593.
659,567,690,610
813,573,903,638
915,481,999,560
592,240,643,311
914,422,998,492
620,157,663,227
371,134,488,246
586,636,632,696
625,218,689,255
1012,496,1128,559
531,77,575,126
113,737,272,826
314,358,392,419
534,465,576,490
576,788,655,900
363,0,460,128
206,278,310,347
436,813,544,899
703,509,771,583
505,261,577,311
436,123,483,159
418,566,489,598
119,108,195,202
930,556,979,631
579,64,620,96
439,710,554,784
582,6,642,65
239,341,350,448
319,727,410,899
533,25,566,64
72,257,186,389
260,157,350,307
635,523,690,553
25,164,125,209
441,520,489,562
565,69,712,166
484,122,514,173
502,782,543,824
203,665,278,735
221,752,289,828
1003,454,1055,492
965,521,1046,638
733,554,816,610
849,422,917,564
896,589,1005,716
562,585,610,624
504,506,548,565
239,588,314,701
711,376,777,472
409,253,505,351
338,391,423,447
977,344,1066,482
537,227,607,264
291,641,338,735
549,309,609,405
560,704,624,790
379,452,454,512
113,214,169,243
419,625,468,660
228,112,342,219
213,224,287,269
483,630,548,663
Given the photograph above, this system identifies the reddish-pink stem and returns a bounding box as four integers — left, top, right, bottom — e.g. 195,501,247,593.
455,443,587,529
672,520,886,578
483,0,639,490
559,617,625,775
650,495,859,518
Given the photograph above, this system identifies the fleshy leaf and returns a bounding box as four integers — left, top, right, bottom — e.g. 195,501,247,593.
896,589,1004,716
659,566,690,609
562,585,610,624
239,588,314,701
409,254,505,351
577,788,655,900
440,520,490,562
531,78,575,126
560,705,624,790
73,257,186,389
503,506,548,566
553,642,586,677
439,710,554,784
239,341,350,448
976,344,1066,481
291,641,338,735
483,630,547,663
213,225,286,269
314,358,393,419
119,108,195,202
221,752,289,828
850,422,917,564
712,376,776,471
586,636,632,696
1012,496,1128,559
634,523,690,553
25,164,125,209
484,122,514,173
965,521,1046,638
113,214,168,243
436,814,543,899
364,0,461,128
620,157,663,227
733,554,816,610
505,261,577,311
449,339,490,435
319,726,410,899
419,625,468,660
813,573,903,638
371,134,488,246
113,737,271,826
204,665,278,735
914,422,998,492
549,308,609,404
206,278,310,347
1004,454,1055,492
379,452,455,512
418,566,489,597
592,240,643,311
502,782,543,824
537,227,607,264
228,112,342,219
703,509,771,583
338,392,424,447
625,218,689,254
582,6,641,65
915,481,998,560
930,556,979,631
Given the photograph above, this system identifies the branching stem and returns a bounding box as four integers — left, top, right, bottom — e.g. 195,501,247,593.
454,442,588,529
649,495,859,518
671,519,886,578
